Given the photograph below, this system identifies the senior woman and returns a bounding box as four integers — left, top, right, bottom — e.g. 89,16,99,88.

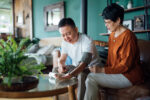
84,3,143,100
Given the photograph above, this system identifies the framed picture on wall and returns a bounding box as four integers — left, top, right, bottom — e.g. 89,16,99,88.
123,20,133,30
44,1,65,31
134,15,145,31
148,0,150,5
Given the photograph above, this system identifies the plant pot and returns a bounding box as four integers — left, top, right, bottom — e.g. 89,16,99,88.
0,76,39,91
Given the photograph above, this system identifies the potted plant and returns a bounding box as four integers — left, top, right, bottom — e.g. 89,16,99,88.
0,36,45,91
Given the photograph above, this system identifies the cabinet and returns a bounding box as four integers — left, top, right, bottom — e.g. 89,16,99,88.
108,0,150,40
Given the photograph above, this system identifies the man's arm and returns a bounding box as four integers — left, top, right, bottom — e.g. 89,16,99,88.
56,61,88,80
56,52,92,80
69,52,92,76
69,62,87,76
58,53,67,73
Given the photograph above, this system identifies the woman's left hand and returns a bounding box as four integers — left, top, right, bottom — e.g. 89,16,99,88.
89,66,105,73
55,73,72,80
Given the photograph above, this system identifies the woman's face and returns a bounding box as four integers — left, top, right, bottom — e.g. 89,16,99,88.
104,19,120,32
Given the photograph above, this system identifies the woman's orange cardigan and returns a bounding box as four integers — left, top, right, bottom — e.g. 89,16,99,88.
105,29,143,85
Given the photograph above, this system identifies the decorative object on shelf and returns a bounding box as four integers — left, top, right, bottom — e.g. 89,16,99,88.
127,0,132,9
0,37,45,91
134,15,145,31
123,20,133,30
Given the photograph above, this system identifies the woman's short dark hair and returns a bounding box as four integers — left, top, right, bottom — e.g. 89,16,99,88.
58,18,76,28
102,3,124,24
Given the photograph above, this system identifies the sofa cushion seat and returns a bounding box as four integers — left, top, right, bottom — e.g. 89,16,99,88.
104,82,150,100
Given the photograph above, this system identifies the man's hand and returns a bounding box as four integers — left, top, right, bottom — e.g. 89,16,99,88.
89,66,105,73
58,66,68,73
55,73,72,80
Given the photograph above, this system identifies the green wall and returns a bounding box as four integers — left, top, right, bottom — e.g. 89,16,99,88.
33,0,150,41
33,0,80,38
87,0,150,41
87,0,108,42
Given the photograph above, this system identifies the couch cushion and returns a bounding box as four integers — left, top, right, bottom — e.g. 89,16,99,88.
105,83,150,100
36,45,55,56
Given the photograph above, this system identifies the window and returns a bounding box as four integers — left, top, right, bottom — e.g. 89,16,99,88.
0,0,13,34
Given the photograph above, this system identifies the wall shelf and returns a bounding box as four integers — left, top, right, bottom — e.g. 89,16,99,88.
125,5,150,12
133,30,150,33
99,6,149,16
125,6,145,12
99,33,110,36
99,30,150,36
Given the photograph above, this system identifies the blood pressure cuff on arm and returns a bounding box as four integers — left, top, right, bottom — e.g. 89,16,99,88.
80,52,92,65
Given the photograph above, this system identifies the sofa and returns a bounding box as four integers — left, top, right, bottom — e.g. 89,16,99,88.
94,39,150,100
25,37,62,73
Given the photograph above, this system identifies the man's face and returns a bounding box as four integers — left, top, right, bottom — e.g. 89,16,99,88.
59,25,78,44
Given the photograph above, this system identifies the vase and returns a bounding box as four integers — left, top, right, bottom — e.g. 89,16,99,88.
0,76,38,91
127,1,132,9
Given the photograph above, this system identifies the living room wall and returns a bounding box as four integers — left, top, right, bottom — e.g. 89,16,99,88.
33,0,80,38
33,0,149,41
88,0,150,41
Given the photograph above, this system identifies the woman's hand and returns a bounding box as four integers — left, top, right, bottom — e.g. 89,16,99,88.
89,66,105,73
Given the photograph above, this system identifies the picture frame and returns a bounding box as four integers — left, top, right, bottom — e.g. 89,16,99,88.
134,15,145,31
16,11,25,25
17,13,23,25
44,1,65,31
123,20,133,30
148,0,150,5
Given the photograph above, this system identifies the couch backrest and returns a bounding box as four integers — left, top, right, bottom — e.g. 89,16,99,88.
39,37,62,47
138,39,150,81
138,40,150,65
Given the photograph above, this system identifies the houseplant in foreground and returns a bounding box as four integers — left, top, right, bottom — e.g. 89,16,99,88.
0,36,45,91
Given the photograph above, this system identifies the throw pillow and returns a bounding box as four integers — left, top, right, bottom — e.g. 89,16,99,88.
27,44,39,53
36,45,55,56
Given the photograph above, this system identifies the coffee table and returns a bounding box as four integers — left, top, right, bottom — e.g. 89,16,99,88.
0,74,77,100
